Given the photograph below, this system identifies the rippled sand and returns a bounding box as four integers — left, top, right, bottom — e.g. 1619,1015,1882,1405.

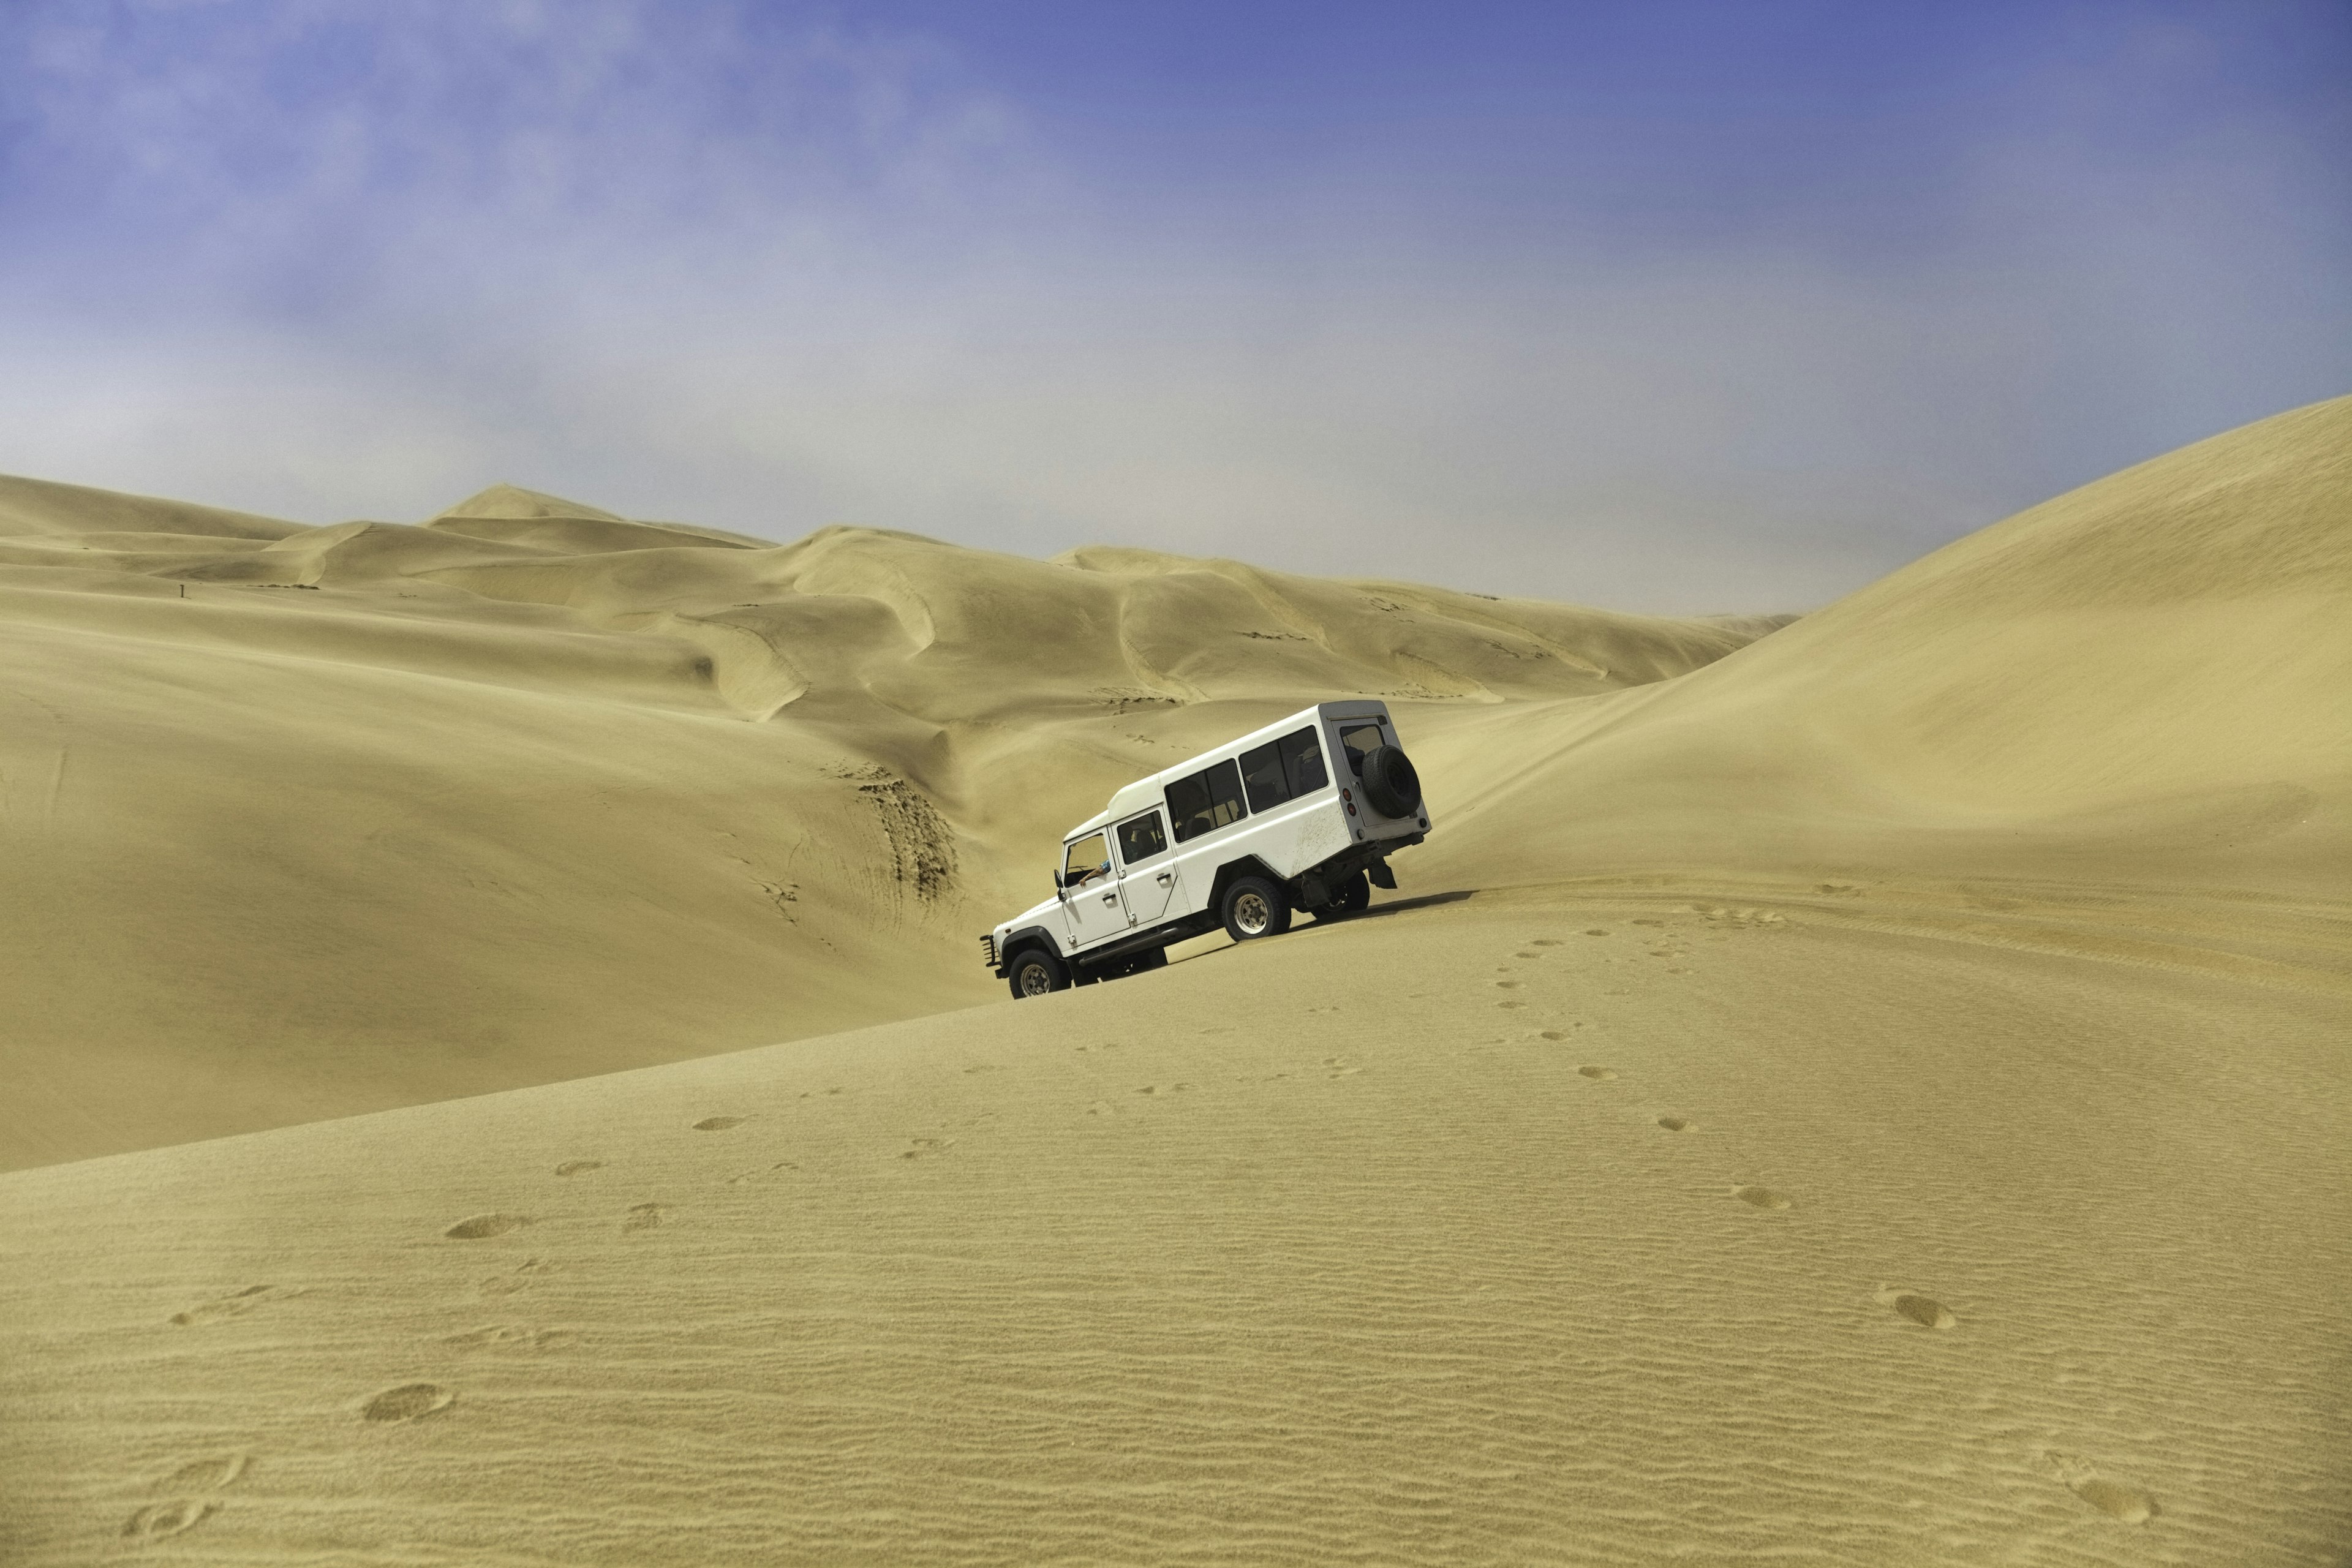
3,396,2348,1561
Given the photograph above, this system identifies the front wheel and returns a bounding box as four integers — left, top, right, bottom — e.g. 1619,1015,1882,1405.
1220,875,1292,942
1006,948,1068,999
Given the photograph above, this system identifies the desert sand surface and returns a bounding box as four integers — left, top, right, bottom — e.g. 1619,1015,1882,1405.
3,396,2349,1562
0,476,1771,1169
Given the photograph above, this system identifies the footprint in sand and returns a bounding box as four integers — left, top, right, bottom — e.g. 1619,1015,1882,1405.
1734,1185,1795,1210
1529,938,1562,947
361,1384,454,1424
2043,1450,2158,1524
123,1499,216,1542
478,1258,554,1297
1514,950,1542,959
1583,929,1610,937
444,1213,533,1240
900,1137,956,1159
1134,1084,1192,1096
1578,1065,1618,1080
726,1161,801,1185
1496,999,1527,1009
1874,1285,1958,1330
1656,1116,1691,1132
1494,979,1522,989
162,1454,248,1492
171,1284,303,1327
443,1325,575,1351
1322,1056,1363,1078
554,1160,603,1177
621,1202,668,1231
692,1116,745,1132
122,1453,250,1540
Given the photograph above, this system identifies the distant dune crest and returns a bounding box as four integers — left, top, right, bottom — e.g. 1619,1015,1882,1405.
1,394,2345,1172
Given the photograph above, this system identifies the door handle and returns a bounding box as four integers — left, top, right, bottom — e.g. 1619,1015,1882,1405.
1156,872,1174,884
1101,892,1118,904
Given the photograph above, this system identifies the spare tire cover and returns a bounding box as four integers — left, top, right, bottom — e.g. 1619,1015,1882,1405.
1359,745,1422,817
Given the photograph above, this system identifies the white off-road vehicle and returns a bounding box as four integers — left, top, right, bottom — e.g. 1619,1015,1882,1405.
984,701,1429,997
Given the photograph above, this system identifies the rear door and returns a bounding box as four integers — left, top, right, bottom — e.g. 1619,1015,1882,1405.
1115,809,1181,923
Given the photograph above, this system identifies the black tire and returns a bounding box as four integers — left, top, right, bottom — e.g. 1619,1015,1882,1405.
1318,869,1370,916
1359,745,1422,818
1006,948,1068,999
1220,875,1292,941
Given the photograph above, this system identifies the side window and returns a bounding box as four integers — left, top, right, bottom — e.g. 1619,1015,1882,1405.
1238,741,1290,812
1166,760,1248,844
1116,810,1168,868
1338,722,1386,775
1062,832,1112,888
1278,726,1328,796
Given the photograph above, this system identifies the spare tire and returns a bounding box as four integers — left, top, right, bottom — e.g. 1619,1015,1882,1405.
1359,745,1422,818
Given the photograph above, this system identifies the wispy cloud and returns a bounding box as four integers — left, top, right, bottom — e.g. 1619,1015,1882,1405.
1,1,2345,611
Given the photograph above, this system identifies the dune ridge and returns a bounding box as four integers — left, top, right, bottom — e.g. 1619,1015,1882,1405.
1420,394,2352,897
2,397,2348,1562
0,477,1773,1169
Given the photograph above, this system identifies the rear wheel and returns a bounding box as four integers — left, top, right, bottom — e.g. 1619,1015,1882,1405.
1006,948,1068,999
1319,869,1370,917
1221,876,1292,942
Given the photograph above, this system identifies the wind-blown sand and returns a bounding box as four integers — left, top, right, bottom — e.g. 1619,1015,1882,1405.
0,479,1770,1169
2,397,2347,1563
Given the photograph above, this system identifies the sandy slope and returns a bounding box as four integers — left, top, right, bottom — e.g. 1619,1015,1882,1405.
0,477,1770,1169
1418,394,2352,898
2,887,2344,1565
2,398,2348,1562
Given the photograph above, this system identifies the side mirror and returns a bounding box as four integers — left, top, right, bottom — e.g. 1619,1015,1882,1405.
1050,870,1065,890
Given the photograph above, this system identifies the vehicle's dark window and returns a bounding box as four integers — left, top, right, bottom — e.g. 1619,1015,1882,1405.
1238,741,1289,812
1166,760,1247,843
1278,726,1328,796
1339,722,1386,774
1117,810,1168,867
1063,832,1112,888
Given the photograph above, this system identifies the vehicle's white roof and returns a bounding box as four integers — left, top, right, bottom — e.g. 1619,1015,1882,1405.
1063,699,1391,840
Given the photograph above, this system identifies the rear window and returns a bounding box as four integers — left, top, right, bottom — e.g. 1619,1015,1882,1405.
1280,726,1329,796
1238,741,1287,812
1240,726,1329,810
1339,721,1387,774
1166,760,1247,843
1116,810,1168,867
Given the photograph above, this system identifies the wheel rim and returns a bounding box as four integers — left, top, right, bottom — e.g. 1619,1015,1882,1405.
1018,962,1054,995
1232,890,1271,935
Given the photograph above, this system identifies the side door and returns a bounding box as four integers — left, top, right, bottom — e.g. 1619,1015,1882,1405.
1114,809,1182,923
1058,831,1129,949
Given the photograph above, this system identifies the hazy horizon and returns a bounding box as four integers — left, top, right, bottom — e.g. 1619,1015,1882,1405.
2,1,2346,613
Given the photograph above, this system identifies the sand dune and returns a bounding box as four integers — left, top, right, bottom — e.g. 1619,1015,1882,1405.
0,477,1770,1167
1419,394,2352,897
2,402,2347,1562
2,887,2343,1564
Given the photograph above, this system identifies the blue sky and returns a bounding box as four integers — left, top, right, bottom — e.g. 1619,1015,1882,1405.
1,1,2345,610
